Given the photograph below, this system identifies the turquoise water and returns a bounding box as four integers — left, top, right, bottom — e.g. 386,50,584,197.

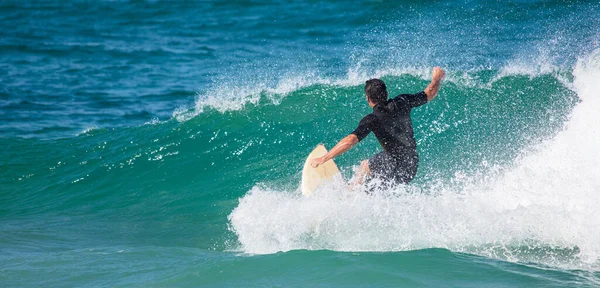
2,1,600,287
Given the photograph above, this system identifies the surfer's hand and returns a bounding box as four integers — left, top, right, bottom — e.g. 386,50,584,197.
432,67,445,81
310,157,325,168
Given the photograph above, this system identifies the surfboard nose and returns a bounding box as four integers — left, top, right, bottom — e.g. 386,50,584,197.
301,144,343,196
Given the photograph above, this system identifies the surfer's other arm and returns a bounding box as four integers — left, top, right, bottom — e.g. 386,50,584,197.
424,67,445,101
310,134,359,168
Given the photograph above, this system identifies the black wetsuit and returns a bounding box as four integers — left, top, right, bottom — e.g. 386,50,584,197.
351,91,428,184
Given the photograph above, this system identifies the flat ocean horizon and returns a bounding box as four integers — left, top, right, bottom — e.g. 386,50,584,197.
1,1,599,287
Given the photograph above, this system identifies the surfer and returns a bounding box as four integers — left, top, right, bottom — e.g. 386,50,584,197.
310,67,445,186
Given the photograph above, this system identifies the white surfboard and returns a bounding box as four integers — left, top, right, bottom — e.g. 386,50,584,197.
301,144,343,196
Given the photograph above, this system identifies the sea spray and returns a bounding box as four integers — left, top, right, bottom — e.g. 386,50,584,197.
228,50,600,271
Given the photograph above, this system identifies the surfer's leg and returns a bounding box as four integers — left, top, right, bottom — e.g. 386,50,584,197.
349,159,371,188
350,151,391,188
363,151,400,192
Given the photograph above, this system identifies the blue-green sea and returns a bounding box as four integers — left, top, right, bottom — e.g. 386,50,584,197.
2,1,600,287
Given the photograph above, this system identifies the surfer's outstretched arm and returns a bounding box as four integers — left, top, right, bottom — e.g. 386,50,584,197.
424,67,445,101
310,134,358,168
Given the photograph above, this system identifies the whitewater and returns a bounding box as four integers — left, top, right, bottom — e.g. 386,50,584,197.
229,50,600,273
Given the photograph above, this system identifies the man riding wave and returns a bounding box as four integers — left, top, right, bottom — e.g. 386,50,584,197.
310,67,445,187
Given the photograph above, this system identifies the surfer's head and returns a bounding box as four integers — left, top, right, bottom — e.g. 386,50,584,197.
365,78,388,107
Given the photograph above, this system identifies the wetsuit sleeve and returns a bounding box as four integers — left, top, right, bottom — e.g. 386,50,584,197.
393,91,428,108
351,114,375,141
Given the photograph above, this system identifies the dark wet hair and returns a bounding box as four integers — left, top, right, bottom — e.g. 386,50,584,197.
365,78,388,104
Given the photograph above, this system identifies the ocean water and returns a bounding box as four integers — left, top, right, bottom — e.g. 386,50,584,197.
2,0,600,287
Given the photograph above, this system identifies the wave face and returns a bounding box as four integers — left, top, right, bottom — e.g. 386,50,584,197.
2,0,600,286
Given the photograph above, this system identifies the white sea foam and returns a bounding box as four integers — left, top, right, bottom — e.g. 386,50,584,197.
76,126,98,136
172,65,455,122
496,46,560,79
173,60,563,123
143,118,162,125
173,74,322,122
228,49,600,270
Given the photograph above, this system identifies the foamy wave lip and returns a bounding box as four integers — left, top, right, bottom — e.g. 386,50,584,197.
496,59,559,78
228,49,600,271
143,118,162,125
173,82,276,122
76,126,98,136
172,66,445,122
493,46,575,89
174,60,574,123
